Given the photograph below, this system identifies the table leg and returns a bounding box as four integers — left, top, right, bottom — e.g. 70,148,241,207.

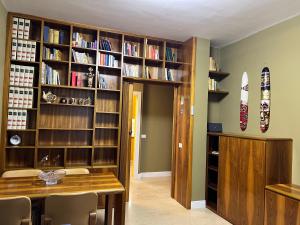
105,194,113,225
114,192,125,225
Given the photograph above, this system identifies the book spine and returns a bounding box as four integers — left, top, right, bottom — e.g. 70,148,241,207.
24,66,29,87
29,67,34,87
10,64,15,86
16,110,22,129
26,41,32,61
44,26,49,42
17,39,23,60
23,88,29,108
21,110,27,129
12,110,18,129
11,39,18,60
12,17,19,38
31,41,36,62
18,18,24,39
18,88,24,108
28,88,33,108
49,29,54,43
14,65,20,86
13,87,19,107
8,87,14,107
22,40,27,61
7,109,13,129
24,19,30,40
19,66,25,86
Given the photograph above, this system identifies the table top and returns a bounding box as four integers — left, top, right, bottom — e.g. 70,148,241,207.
266,184,300,201
0,172,124,199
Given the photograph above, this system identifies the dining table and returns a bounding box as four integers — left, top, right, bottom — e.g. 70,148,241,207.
0,172,125,225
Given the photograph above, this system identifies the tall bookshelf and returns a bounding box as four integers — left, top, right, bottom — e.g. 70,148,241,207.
1,12,189,173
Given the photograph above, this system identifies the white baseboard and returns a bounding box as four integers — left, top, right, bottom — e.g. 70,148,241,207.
191,200,206,209
139,171,171,178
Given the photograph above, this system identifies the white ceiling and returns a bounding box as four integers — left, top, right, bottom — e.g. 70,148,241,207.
2,0,300,47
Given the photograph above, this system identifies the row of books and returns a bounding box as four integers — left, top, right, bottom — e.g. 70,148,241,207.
123,64,140,77
72,50,94,64
124,41,140,57
72,32,97,49
146,45,160,60
7,109,28,130
41,63,61,85
208,78,218,91
145,66,159,79
11,39,37,61
71,71,88,87
12,17,31,40
166,47,178,62
8,87,34,108
165,68,175,81
44,26,66,44
98,53,119,68
99,39,113,51
43,47,63,61
10,64,35,87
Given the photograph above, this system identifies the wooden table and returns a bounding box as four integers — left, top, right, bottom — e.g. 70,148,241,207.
0,172,125,225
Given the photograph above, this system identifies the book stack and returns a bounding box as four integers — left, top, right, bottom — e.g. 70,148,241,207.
72,32,97,49
43,47,62,60
208,78,218,91
72,50,94,64
123,64,140,77
166,47,178,62
8,87,33,109
124,41,140,57
7,109,28,130
11,39,37,61
12,17,31,40
145,66,159,79
44,26,66,44
146,45,160,60
98,52,119,68
10,64,35,87
99,39,112,51
41,62,61,85
71,71,88,87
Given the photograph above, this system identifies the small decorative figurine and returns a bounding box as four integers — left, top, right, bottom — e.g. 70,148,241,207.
78,98,84,105
84,97,92,105
60,97,68,104
99,76,107,89
86,67,95,88
42,91,57,103
69,98,76,104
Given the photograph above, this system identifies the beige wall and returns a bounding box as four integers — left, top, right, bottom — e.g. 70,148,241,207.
0,2,7,136
192,37,210,201
220,15,300,184
139,84,173,172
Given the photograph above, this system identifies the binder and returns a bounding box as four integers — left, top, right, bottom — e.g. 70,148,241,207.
16,110,22,129
18,88,24,108
21,110,27,129
7,109,13,129
28,88,33,108
30,41,36,61
49,29,54,43
53,30,59,44
17,39,23,60
22,40,27,61
29,67,34,87
14,65,20,86
12,110,18,129
18,18,24,39
24,66,30,87
24,19,30,40
11,39,18,60
23,88,29,108
26,41,31,61
19,66,25,86
10,64,15,86
13,87,19,107
12,17,18,38
8,87,14,107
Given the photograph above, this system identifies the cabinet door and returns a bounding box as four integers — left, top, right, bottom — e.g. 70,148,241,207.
218,136,240,224
239,139,266,225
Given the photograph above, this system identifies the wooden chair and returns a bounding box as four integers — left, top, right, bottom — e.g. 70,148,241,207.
55,168,90,175
2,169,42,178
42,192,98,225
0,196,32,225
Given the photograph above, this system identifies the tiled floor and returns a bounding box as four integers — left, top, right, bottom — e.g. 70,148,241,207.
125,176,231,225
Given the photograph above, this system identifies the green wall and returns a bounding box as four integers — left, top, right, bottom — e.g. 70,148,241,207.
192,37,210,201
140,84,173,172
220,15,300,185
0,2,7,136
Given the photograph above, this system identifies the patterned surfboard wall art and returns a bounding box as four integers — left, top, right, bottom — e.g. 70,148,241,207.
260,67,271,132
240,72,249,131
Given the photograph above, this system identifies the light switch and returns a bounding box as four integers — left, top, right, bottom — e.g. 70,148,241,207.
141,134,147,139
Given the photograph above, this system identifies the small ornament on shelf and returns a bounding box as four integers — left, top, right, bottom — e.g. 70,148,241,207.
42,91,57,103
86,67,95,88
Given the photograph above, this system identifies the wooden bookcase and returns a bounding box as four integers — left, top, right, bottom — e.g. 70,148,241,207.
1,12,189,173
208,70,229,101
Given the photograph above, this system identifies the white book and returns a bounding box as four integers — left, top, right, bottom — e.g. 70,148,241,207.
14,65,20,86
12,17,18,38
24,19,30,40
11,39,18,60
18,88,24,108
23,88,29,108
10,64,16,85
21,110,27,129
8,87,14,107
12,110,18,129
19,66,25,86
41,62,45,84
16,110,22,129
17,39,23,60
13,87,19,107
26,41,31,61
22,40,27,61
7,109,14,129
24,66,30,87
18,18,24,39
28,88,33,108
30,41,36,61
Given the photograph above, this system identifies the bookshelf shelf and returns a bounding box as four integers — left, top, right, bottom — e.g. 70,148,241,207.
123,77,183,86
94,145,118,148
38,146,93,149
71,62,96,67
11,60,39,65
98,65,121,70
43,59,69,64
5,146,35,149
38,128,93,131
15,38,41,43
209,70,230,80
97,88,120,92
72,46,97,52
8,107,37,111
41,84,95,91
7,129,36,132
43,42,70,48
93,164,118,169
95,127,119,130
9,85,38,89
40,102,95,108
99,50,122,56
96,111,120,115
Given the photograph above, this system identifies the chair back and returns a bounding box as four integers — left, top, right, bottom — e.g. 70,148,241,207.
2,169,42,178
0,196,32,225
43,192,98,225
56,168,90,175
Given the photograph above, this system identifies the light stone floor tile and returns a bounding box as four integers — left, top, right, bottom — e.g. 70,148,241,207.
125,176,231,225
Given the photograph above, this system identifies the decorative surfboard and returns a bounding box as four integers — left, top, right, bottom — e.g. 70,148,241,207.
260,67,271,132
240,72,249,131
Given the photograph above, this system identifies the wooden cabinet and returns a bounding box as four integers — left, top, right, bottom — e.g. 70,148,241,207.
206,133,292,225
